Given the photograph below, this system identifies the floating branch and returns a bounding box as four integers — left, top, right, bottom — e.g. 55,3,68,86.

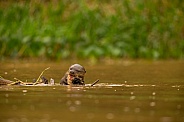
33,67,50,85
0,78,13,85
14,78,35,85
91,79,99,86
14,78,25,84
7,78,24,85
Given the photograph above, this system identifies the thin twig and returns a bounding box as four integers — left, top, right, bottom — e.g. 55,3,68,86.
7,78,24,85
91,79,99,86
14,78,25,84
33,67,50,85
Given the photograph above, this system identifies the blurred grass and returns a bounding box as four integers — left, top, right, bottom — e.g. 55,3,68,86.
0,0,184,60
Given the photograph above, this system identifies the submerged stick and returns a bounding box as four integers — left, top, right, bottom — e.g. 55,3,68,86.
34,67,50,85
91,79,99,86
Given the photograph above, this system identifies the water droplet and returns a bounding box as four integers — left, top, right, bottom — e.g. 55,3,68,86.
130,96,136,100
69,106,76,112
134,108,140,113
75,100,81,105
106,113,114,119
5,94,9,97
4,72,8,75
152,92,156,95
160,117,173,122
125,81,127,83
150,102,156,107
131,92,134,95
66,100,72,106
22,90,27,93
124,107,130,112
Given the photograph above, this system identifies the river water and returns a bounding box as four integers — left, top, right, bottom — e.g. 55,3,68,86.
0,60,184,122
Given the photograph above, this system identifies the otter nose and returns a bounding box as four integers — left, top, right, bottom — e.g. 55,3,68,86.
69,70,75,75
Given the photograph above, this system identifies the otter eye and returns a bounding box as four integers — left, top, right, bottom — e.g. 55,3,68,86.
70,74,75,77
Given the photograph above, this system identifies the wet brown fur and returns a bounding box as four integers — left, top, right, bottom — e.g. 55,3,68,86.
60,64,86,85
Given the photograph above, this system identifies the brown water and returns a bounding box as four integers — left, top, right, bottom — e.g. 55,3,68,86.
0,60,184,122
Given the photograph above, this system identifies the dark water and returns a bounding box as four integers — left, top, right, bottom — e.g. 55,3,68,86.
0,60,184,122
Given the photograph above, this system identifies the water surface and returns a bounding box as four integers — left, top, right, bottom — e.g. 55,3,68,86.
0,60,184,122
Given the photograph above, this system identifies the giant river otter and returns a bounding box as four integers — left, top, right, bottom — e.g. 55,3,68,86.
60,64,86,85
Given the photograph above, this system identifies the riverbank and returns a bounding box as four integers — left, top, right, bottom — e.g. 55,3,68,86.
0,0,184,60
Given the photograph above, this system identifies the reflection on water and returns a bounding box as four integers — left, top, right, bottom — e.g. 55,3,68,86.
0,60,184,122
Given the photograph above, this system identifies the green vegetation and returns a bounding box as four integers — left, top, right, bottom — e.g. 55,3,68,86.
0,0,184,60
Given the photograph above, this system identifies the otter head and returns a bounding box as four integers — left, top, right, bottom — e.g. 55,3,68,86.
66,64,86,85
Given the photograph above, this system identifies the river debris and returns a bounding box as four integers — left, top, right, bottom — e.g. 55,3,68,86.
0,67,50,86
33,67,50,85
50,78,55,85
91,79,100,86
0,77,13,85
0,67,100,86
